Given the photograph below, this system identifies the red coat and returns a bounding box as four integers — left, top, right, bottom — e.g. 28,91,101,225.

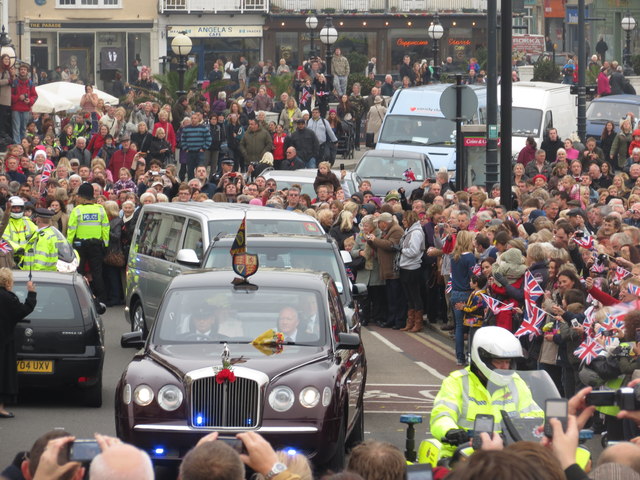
152,121,176,150
108,148,137,178
490,275,524,332
11,77,37,112
88,133,107,156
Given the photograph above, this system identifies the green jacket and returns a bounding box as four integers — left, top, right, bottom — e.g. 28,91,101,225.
239,127,273,164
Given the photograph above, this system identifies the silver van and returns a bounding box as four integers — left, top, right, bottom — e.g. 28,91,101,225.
125,202,325,334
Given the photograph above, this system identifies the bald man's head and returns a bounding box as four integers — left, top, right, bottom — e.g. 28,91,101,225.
89,444,154,480
598,442,640,474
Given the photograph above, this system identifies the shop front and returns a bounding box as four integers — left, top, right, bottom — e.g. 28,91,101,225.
27,21,154,95
166,22,264,81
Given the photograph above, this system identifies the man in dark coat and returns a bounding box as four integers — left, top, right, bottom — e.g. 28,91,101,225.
286,119,319,168
0,275,36,417
540,128,564,163
281,146,306,170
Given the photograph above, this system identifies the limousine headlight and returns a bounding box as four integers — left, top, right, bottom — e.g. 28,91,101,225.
158,385,183,411
299,387,320,408
133,384,154,406
269,386,295,412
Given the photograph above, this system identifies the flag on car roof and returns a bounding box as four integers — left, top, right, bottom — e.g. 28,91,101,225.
230,215,246,256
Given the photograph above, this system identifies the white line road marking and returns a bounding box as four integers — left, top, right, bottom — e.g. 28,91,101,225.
365,410,432,414
369,330,403,352
415,361,446,381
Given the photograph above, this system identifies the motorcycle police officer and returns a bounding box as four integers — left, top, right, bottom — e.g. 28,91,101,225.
67,183,110,301
2,196,36,263
430,326,544,456
21,208,73,271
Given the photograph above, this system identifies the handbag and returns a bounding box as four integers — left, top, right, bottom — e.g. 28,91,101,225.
104,249,125,267
365,132,375,148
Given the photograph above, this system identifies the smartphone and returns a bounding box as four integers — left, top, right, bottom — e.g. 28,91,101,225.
138,152,147,157
339,163,345,170
544,398,568,438
602,329,616,337
472,414,494,449
571,319,580,328
575,231,584,238
69,440,101,463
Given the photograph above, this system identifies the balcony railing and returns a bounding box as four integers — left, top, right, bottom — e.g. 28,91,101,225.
272,0,486,12
160,0,269,13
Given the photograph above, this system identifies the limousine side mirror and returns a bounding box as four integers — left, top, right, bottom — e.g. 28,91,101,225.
336,332,361,350
121,331,146,349
95,302,107,315
351,283,368,299
176,249,201,267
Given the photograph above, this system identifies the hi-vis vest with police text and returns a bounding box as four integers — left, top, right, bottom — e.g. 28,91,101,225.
67,203,110,247
21,226,62,271
430,367,544,453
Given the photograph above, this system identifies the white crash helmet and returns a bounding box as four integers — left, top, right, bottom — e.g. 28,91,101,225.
470,326,523,386
8,196,25,219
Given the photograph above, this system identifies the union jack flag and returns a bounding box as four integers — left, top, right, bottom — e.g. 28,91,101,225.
614,266,632,284
574,337,604,365
300,89,311,105
445,280,452,294
524,271,544,303
403,168,416,183
583,305,595,332
481,294,513,315
472,264,482,276
315,90,329,97
604,303,633,331
515,303,546,339
0,240,11,254
628,283,640,296
573,235,595,250
590,254,607,273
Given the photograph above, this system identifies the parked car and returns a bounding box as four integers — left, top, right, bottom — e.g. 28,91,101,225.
354,149,435,198
125,203,324,335
586,94,640,142
13,271,105,407
116,269,367,472
261,169,361,198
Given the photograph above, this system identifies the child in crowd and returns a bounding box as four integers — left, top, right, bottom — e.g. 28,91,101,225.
455,274,487,359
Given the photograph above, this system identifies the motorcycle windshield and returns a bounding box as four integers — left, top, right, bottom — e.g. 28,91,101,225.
489,369,561,410
50,226,75,263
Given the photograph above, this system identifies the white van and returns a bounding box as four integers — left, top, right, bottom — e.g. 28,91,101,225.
375,84,487,172
505,82,577,157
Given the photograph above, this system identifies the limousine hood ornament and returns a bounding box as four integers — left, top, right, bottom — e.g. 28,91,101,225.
215,343,236,384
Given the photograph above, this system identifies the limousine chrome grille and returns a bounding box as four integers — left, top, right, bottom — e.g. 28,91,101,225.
188,367,267,429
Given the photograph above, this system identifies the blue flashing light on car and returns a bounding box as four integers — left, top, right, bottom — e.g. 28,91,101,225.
154,447,165,456
285,448,298,456
195,415,204,426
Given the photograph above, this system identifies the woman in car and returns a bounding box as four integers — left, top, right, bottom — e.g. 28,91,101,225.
0,268,36,418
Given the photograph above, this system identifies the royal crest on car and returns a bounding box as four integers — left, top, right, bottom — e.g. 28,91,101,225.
232,253,259,279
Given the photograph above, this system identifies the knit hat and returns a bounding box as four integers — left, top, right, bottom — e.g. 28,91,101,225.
77,182,94,200
384,191,400,203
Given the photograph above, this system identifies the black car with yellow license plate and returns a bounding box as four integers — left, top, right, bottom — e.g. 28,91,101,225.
13,271,106,407
116,269,367,472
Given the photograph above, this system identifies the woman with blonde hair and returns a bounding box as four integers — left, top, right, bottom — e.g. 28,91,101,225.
329,210,357,250
278,97,302,134
450,230,477,365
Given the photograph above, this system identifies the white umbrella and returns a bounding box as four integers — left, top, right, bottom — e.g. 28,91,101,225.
35,81,119,108
32,87,75,113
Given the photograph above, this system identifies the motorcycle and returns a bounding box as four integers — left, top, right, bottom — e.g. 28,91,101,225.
400,369,592,470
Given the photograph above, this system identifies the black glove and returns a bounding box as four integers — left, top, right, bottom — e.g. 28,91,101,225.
444,428,469,446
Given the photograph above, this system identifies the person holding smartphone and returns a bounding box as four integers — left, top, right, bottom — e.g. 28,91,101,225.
430,326,543,457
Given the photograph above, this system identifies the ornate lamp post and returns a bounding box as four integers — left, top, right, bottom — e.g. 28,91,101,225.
622,12,637,76
305,15,318,59
427,13,444,80
319,16,338,91
0,26,16,68
171,31,192,97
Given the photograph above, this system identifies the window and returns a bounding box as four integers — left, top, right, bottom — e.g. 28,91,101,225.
183,219,204,261
137,213,185,261
57,0,121,7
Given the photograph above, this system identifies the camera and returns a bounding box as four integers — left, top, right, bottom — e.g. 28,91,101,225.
575,231,584,238
596,253,608,265
601,329,616,337
586,384,640,410
229,172,237,178
160,169,166,175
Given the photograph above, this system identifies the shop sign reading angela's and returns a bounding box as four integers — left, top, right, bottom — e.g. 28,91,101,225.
168,26,263,38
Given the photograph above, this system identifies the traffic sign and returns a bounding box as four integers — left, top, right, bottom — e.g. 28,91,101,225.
439,84,478,121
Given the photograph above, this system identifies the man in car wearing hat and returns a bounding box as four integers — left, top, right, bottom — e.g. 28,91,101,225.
67,183,110,301
20,208,69,271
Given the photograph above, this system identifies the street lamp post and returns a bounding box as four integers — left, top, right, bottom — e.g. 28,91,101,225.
305,15,318,59
171,31,193,97
0,26,16,68
427,13,444,80
319,17,338,89
622,12,637,75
